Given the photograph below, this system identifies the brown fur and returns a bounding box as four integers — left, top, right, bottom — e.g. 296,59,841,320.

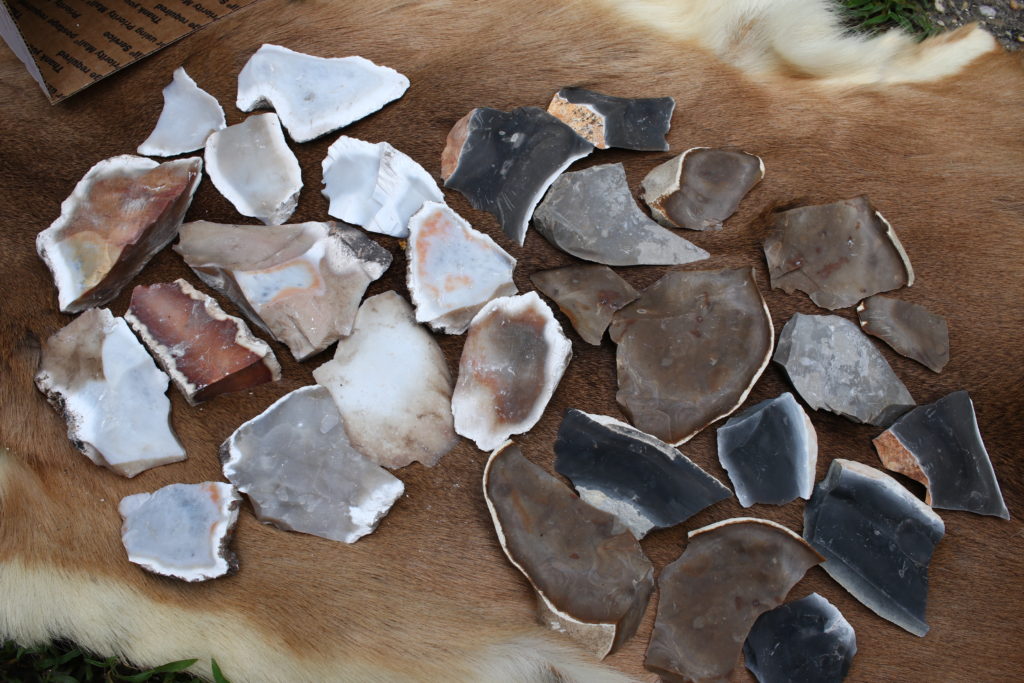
1,0,1023,680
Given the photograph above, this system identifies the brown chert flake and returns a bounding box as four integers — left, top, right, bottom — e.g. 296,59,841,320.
641,147,764,231
36,155,203,313
645,518,822,683
763,196,914,310
125,279,281,405
531,265,639,345
857,295,949,373
609,268,773,445
483,441,654,658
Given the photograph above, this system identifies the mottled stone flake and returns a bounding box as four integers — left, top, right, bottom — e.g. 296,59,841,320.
804,459,944,636
773,313,914,426
406,202,517,334
313,292,457,469
857,295,950,373
483,442,654,658
119,482,240,582
764,196,914,310
441,106,593,245
221,385,404,543
237,44,409,143
36,155,202,313
609,268,773,445
530,265,639,345
452,292,572,451
175,220,391,361
546,87,674,151
35,308,185,478
125,279,280,404
645,518,822,683
138,67,226,157
532,163,709,266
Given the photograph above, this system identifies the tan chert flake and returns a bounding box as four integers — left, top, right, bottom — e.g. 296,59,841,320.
484,442,654,658
857,295,949,373
175,221,391,361
36,155,202,313
531,265,639,345
125,279,280,405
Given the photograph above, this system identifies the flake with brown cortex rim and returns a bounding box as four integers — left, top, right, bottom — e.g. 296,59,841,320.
530,265,639,345
857,295,949,373
546,87,674,151
645,518,822,683
125,279,281,405
483,441,654,658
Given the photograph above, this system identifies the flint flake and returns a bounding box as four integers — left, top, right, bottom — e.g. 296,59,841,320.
546,87,674,151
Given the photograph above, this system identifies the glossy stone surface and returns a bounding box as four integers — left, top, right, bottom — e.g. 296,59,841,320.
321,136,443,238
204,113,302,225
533,163,709,266
125,279,280,404
531,265,639,345
138,67,226,157
645,518,822,683
35,308,185,478
119,482,240,582
237,44,409,143
483,442,654,658
641,147,763,230
857,295,949,373
804,459,944,636
873,390,1009,519
36,155,203,313
744,593,857,683
221,386,404,543
452,292,572,451
553,410,731,538
176,220,391,361
546,87,674,151
609,268,773,445
313,292,457,469
774,313,914,426
764,196,914,310
716,392,817,507
406,201,517,334
441,106,593,245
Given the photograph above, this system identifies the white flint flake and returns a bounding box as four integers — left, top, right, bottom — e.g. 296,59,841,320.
321,136,443,238
237,44,409,143
119,482,240,582
406,202,517,334
137,68,226,157
204,113,302,225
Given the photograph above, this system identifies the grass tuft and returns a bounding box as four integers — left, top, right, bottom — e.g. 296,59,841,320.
838,0,939,39
0,641,230,683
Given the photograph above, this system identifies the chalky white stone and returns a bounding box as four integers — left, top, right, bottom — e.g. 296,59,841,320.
237,44,409,143
221,386,404,543
119,482,240,582
137,68,226,157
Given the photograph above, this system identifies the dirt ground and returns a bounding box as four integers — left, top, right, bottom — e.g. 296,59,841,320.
928,0,1023,49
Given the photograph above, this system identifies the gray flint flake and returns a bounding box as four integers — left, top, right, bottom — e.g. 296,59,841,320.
804,459,944,637
546,87,674,151
774,313,914,426
873,390,1009,519
532,163,709,267
554,410,731,538
441,106,593,245
857,295,950,373
530,265,639,345
717,393,817,507
743,593,857,683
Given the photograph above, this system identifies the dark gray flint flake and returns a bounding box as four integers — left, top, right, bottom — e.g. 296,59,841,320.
530,265,639,345
873,390,1009,519
804,459,945,637
716,392,817,507
743,593,857,683
532,163,710,266
763,196,914,310
554,409,731,538
774,313,914,426
641,147,764,231
440,106,593,245
546,87,674,151
857,295,950,373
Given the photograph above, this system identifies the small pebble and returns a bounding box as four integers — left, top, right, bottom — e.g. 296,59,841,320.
935,0,945,12
1012,0,1021,10
979,5,996,17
